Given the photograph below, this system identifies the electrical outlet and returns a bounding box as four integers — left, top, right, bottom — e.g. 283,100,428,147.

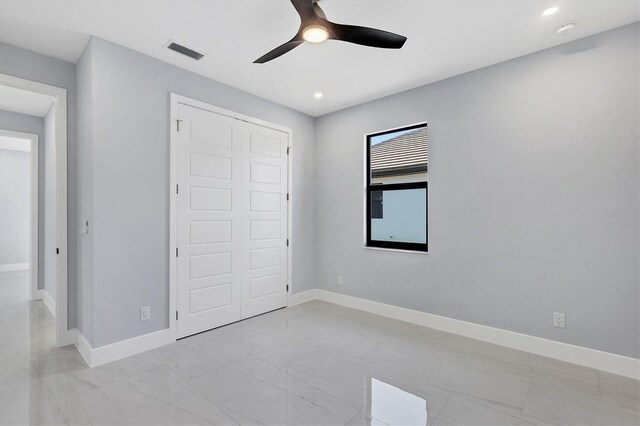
140,306,151,321
553,312,565,328
338,275,344,286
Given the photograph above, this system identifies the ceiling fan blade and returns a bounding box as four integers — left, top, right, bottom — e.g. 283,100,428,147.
313,2,327,20
290,0,315,22
328,23,407,49
254,38,304,63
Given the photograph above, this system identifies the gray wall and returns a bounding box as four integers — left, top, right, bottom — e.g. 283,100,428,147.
315,24,639,358
0,149,30,265
0,110,45,286
75,42,94,343
0,42,77,328
80,37,316,347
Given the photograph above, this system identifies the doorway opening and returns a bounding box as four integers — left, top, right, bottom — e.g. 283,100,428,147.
0,130,39,308
0,74,69,347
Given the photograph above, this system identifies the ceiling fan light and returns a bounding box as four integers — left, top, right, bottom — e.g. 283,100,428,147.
303,25,329,43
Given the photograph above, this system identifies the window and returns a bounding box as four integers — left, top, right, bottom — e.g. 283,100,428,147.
366,123,428,252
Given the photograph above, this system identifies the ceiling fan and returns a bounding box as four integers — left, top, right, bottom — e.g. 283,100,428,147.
254,0,407,64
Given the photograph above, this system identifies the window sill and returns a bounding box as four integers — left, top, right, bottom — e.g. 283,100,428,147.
363,246,429,255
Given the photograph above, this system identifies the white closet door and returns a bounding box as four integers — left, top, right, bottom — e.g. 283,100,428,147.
176,104,244,338
176,104,289,338
241,123,288,318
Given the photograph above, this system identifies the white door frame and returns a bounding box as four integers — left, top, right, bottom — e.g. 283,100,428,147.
0,129,38,299
0,73,70,347
169,93,293,342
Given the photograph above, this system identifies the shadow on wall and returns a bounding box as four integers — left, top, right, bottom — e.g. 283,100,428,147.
559,38,599,55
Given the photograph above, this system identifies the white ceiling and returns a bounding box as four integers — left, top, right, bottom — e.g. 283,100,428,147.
0,0,637,117
0,84,54,117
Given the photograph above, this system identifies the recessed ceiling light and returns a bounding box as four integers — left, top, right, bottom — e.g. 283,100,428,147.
303,25,329,44
543,6,559,16
556,23,576,35
314,92,324,99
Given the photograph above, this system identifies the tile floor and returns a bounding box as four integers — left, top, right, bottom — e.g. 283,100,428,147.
1,269,638,425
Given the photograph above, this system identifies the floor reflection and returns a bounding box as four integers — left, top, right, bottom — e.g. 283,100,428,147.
369,376,428,425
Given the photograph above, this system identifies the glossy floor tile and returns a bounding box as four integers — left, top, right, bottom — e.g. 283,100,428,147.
1,270,638,425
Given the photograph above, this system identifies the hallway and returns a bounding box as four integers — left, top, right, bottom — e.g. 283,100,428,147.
0,270,74,424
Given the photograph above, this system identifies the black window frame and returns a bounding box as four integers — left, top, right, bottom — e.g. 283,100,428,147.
366,122,428,252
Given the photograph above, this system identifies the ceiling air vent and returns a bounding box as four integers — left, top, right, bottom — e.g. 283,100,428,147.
166,41,205,60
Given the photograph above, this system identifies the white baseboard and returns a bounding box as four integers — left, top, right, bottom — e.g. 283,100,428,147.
37,289,56,317
0,263,29,272
289,289,318,306
74,329,92,367
73,328,172,368
57,327,79,348
65,289,639,378
309,289,640,380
